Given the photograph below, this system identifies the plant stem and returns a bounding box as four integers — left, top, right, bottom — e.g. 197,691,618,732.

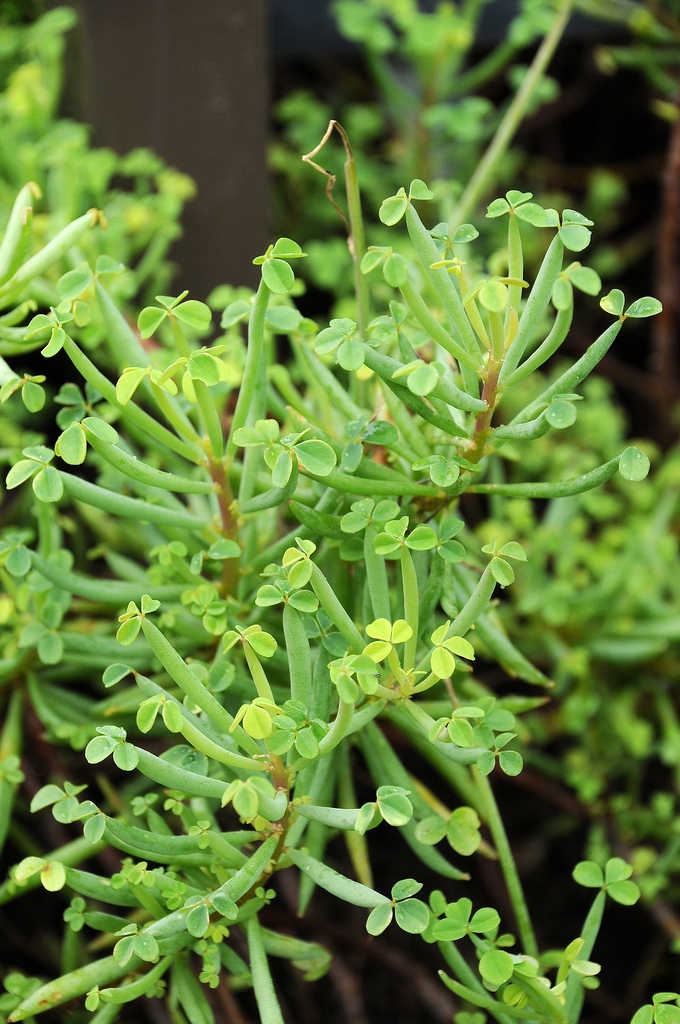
450,0,574,228
226,279,269,462
400,546,419,671
475,768,538,958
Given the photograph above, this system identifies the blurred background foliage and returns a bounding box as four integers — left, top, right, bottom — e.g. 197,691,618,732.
3,0,680,1019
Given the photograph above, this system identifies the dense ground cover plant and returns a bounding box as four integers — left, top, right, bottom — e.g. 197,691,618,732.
0,151,667,1024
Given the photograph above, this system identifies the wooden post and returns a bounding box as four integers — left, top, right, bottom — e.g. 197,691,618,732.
71,0,269,296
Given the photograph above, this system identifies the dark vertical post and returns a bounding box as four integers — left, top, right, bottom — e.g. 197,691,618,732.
72,0,269,296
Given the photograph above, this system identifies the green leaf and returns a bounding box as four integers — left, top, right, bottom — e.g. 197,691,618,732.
133,933,159,962
137,306,167,339
604,857,632,883
209,538,241,559
631,1008,654,1024
84,813,106,844
32,466,63,503
57,266,94,302
245,629,277,658
96,254,124,275
656,1007,680,1024
506,190,533,206
607,879,640,905
266,306,302,332
469,907,500,933
619,446,650,482
295,726,320,760
30,785,66,813
392,878,422,901
497,541,526,561
41,861,66,892
552,276,573,311
6,545,30,577
448,718,475,747
447,806,482,856
573,861,604,888
452,224,479,244
546,400,577,429
37,632,63,665
295,439,337,476
361,248,389,273
174,300,212,331
409,179,434,200
6,460,39,489
476,751,496,776
406,525,438,550
499,750,523,776
221,299,252,327
272,449,293,488
85,734,117,764
113,743,139,771
559,223,591,252
479,949,514,986
479,280,507,313
186,902,210,937
569,265,601,294
600,288,625,316
263,258,295,294
378,791,412,827
117,617,141,646
408,362,439,396
414,815,448,845
439,539,465,563
515,203,559,227
431,647,455,679
379,191,409,226
383,252,408,287
271,237,306,259
116,366,148,405
159,700,180,733
337,338,365,371
243,704,273,739
83,416,119,443
490,557,514,586
486,198,510,218
395,898,430,934
22,381,45,412
103,664,132,687
366,903,393,935
625,296,662,318
136,697,161,733
188,352,220,386
56,423,87,465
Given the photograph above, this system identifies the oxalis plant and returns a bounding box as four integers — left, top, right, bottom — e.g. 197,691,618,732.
0,164,666,1024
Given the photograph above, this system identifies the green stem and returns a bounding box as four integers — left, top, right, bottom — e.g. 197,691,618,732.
283,602,312,709
448,563,496,637
564,890,606,1024
243,644,275,702
400,276,483,372
247,916,285,1024
364,524,391,620
342,129,370,342
193,379,224,459
58,472,206,531
400,546,419,671
475,769,538,958
310,564,364,652
450,0,575,227
227,279,270,461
